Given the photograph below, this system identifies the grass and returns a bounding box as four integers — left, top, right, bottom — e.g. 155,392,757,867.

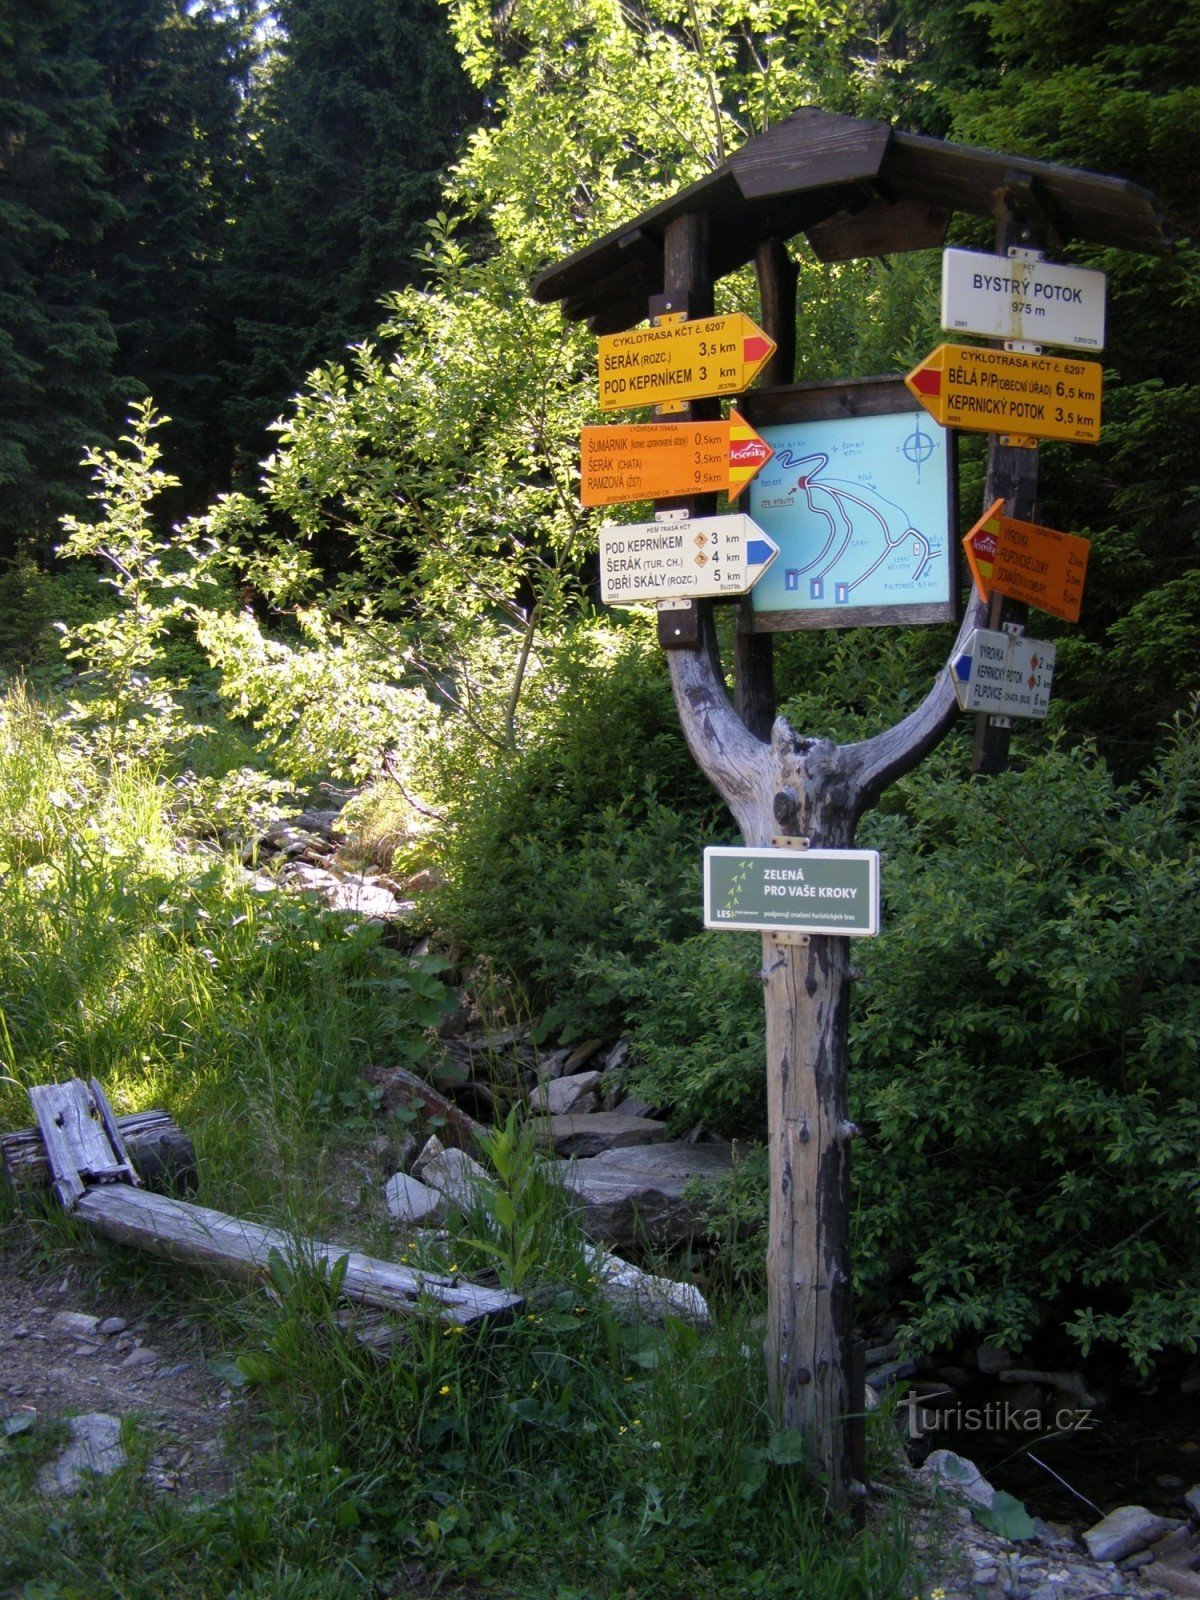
0,683,937,1598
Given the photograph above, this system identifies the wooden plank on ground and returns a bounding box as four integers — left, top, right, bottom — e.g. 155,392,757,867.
74,1185,521,1326
27,1080,139,1209
2,1109,196,1194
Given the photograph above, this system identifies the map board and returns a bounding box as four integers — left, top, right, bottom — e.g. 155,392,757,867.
741,379,958,632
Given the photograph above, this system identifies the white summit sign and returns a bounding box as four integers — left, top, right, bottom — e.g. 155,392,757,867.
941,248,1107,352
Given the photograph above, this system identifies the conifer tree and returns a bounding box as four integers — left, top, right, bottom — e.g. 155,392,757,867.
218,0,482,462
0,0,119,557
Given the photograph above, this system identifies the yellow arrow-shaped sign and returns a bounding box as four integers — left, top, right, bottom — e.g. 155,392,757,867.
598,314,776,412
906,343,1103,444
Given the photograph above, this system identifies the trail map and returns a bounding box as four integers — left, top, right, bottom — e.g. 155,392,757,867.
748,410,952,621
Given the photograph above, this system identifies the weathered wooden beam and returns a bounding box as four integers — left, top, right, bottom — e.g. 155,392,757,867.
74,1184,521,1326
2,1108,197,1196
27,1080,139,1210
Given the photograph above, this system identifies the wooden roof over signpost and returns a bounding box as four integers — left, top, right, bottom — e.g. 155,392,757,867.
530,106,1170,332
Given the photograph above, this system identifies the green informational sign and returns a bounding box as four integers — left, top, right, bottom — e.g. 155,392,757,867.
704,847,880,937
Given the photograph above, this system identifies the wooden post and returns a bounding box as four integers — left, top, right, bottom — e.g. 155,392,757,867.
661,209,989,1506
733,238,797,739
972,181,1051,774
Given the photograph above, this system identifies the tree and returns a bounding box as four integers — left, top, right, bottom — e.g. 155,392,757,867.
904,0,1200,763
0,0,120,558
217,0,483,465
81,0,259,504
0,0,259,560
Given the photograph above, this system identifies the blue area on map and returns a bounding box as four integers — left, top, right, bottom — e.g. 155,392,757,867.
748,410,951,616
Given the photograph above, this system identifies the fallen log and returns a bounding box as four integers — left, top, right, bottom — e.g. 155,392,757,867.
74,1184,520,1326
2,1109,198,1196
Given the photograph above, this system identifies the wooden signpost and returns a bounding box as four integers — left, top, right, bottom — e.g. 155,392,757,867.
534,106,1168,1513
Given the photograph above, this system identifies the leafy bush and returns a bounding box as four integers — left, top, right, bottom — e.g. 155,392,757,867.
608,719,1200,1368
424,617,729,1036
853,715,1200,1367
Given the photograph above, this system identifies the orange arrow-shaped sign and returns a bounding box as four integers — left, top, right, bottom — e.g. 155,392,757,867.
598,314,777,412
580,409,774,507
963,498,1005,599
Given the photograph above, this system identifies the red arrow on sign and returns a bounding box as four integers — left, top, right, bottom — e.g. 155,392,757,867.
909,367,941,396
743,336,773,364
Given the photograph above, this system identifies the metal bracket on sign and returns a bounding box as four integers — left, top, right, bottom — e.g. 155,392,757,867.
655,508,689,524
1001,620,1025,638
999,435,1039,449
1007,247,1045,265
766,835,810,943
649,300,688,415
988,716,1013,729
1004,340,1043,355
657,598,699,649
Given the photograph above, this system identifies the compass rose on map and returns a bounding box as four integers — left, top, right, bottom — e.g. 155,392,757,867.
902,415,935,481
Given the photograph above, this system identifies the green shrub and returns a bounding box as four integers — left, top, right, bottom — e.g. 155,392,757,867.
425,617,729,1036
608,718,1200,1368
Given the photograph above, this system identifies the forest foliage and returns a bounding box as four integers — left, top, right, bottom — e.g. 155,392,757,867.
0,0,1198,1377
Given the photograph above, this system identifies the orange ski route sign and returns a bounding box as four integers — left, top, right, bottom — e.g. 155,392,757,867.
991,515,1091,623
906,343,1102,443
598,314,776,412
580,410,773,506
963,498,1005,598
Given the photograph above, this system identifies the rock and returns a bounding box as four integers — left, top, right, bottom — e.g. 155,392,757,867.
1118,1550,1157,1571
542,1111,669,1158
96,1317,127,1336
603,1039,631,1074
921,1448,997,1509
363,1063,487,1153
614,1095,655,1118
1149,1526,1194,1558
1082,1506,1182,1563
558,1140,731,1250
283,862,411,921
1179,1362,1200,1396
563,1039,604,1073
531,1071,601,1116
584,1246,710,1327
121,1346,159,1369
413,1139,489,1215
1002,1382,1045,1414
37,1413,125,1494
51,1311,100,1337
999,1368,1099,1409
865,1339,900,1367
865,1357,917,1390
1183,1485,1200,1519
1141,1563,1200,1597
976,1342,1013,1374
384,1172,446,1226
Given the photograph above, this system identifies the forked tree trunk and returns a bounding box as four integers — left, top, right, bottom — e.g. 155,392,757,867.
660,208,987,1510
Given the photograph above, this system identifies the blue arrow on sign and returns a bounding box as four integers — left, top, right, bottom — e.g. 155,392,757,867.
747,539,775,568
